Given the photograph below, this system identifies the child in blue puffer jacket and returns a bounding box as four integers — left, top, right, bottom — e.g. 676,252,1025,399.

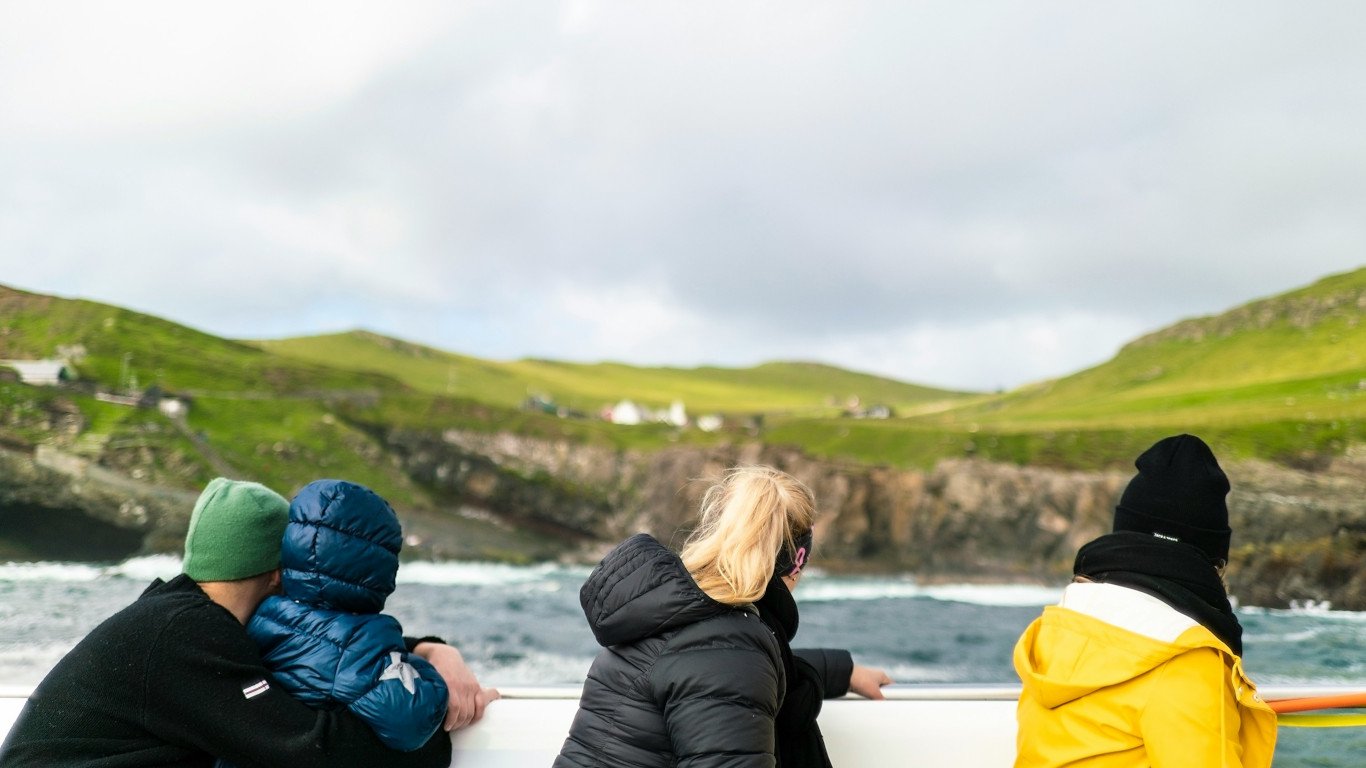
242,479,448,753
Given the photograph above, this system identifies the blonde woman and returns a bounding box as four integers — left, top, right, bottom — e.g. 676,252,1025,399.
554,466,883,768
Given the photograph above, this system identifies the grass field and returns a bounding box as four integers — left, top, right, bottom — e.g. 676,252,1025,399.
928,268,1365,442
1,267,1362,487
255,331,967,414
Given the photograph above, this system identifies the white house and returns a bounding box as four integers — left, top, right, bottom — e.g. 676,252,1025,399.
696,414,725,433
158,397,189,419
1,360,73,386
665,400,688,427
608,400,643,425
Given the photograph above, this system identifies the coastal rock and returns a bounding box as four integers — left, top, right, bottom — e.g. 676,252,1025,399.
388,429,1366,607
0,445,196,560
4,429,1364,610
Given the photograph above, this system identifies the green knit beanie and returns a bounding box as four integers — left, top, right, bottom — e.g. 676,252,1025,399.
183,477,289,582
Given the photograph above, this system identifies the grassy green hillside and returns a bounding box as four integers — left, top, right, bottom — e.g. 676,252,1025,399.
256,331,966,414
2,266,1362,494
0,284,956,505
765,267,1366,468
0,286,394,395
0,285,464,505
941,267,1365,429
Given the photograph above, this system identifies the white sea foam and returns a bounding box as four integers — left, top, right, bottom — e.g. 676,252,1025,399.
0,556,183,583
880,662,973,684
1243,605,1366,621
107,555,183,581
0,562,105,582
1245,628,1324,644
792,580,924,602
0,557,590,587
477,651,593,686
0,643,73,686
795,580,1061,607
396,561,588,587
917,584,1062,607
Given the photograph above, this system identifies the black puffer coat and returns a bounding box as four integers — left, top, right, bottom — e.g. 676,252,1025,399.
554,534,786,768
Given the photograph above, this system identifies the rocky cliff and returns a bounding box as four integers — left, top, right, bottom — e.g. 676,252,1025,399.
384,428,1366,608
0,445,196,560
4,428,1364,610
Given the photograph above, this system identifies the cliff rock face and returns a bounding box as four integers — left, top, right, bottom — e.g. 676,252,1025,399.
393,429,1366,607
0,445,196,560
405,430,1128,577
1224,454,1366,608
5,428,1365,610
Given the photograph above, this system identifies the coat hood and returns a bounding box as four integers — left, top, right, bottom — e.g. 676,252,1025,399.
281,479,402,612
579,533,733,647
1014,604,1233,709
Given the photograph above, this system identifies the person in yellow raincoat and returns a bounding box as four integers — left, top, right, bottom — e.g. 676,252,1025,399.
1013,434,1277,767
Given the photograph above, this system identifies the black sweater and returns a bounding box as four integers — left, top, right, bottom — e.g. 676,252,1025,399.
0,575,450,768
755,579,853,768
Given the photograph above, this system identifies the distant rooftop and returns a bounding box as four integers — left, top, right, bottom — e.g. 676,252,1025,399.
1,359,74,386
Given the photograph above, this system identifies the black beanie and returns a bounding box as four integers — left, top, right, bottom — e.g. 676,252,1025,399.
1113,434,1232,563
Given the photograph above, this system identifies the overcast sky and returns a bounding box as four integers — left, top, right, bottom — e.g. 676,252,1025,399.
2,2,1364,392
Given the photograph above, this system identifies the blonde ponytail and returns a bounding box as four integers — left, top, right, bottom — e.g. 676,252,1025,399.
681,466,816,605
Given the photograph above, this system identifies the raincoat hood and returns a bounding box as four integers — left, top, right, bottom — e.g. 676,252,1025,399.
579,533,732,647
1013,594,1277,768
1015,604,1232,709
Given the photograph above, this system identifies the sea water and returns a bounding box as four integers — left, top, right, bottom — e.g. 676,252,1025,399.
1,556,1361,765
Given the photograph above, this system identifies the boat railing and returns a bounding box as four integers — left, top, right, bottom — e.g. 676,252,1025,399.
2,684,1361,766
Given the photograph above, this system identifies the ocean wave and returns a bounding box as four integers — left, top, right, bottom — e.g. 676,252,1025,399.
397,561,590,587
877,661,979,684
475,651,594,686
1243,605,1366,621
0,555,182,583
0,557,592,587
796,580,1061,607
0,643,75,687
107,555,184,581
1246,628,1326,644
0,562,106,582
0,556,1063,607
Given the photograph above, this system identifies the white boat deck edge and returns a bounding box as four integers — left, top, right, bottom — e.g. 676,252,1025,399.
0,684,1355,766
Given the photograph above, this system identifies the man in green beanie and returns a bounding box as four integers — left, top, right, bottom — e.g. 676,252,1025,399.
183,476,292,584
0,477,488,768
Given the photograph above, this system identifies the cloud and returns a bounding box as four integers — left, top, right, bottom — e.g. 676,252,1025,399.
1,2,1364,390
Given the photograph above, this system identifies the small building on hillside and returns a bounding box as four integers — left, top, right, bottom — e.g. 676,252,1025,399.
664,400,688,428
607,399,644,425
523,394,558,414
696,414,725,433
1,360,74,387
848,403,894,419
158,396,190,419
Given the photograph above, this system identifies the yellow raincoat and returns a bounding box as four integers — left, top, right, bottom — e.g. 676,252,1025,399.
1014,585,1276,768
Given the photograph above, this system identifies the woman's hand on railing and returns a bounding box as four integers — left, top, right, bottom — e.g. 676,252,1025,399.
849,665,894,700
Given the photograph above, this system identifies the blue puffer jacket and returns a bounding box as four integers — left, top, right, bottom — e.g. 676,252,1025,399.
247,479,448,752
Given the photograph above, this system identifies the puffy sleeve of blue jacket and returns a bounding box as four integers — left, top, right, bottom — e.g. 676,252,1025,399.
249,598,449,753
336,614,450,752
